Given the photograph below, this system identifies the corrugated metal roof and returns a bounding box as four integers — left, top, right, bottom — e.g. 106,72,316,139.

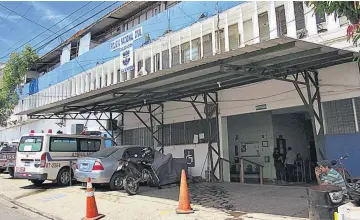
20,37,358,116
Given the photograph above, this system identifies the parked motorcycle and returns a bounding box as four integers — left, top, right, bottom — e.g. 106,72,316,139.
118,147,160,195
331,153,360,206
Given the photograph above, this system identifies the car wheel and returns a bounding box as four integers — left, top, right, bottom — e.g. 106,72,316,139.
110,172,125,190
57,168,71,186
31,180,44,187
8,167,14,177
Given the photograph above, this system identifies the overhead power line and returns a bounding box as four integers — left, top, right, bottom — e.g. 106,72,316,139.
0,1,92,58
0,1,117,60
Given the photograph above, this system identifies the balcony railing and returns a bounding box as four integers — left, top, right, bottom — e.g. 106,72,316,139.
16,1,350,114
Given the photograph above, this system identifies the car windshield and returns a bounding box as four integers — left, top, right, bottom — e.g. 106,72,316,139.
89,147,119,158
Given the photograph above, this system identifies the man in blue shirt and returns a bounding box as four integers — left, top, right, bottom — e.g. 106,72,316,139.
315,160,347,195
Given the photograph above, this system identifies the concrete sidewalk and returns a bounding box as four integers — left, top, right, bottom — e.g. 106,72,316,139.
0,174,309,220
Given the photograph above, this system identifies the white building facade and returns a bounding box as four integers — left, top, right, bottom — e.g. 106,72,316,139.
1,1,360,181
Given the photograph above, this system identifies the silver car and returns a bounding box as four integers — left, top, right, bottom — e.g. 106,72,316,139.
75,146,147,190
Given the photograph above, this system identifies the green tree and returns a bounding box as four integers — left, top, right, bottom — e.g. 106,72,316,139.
0,45,39,127
306,1,360,44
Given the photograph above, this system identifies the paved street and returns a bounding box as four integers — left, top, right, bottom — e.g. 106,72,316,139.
0,196,49,220
0,174,309,220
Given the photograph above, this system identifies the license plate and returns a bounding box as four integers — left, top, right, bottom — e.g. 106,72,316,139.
24,162,30,167
16,167,25,172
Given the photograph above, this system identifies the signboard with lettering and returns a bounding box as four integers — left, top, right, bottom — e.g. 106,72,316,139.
110,27,143,51
184,149,195,167
120,43,134,73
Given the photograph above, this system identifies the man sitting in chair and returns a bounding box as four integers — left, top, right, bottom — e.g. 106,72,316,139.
315,160,347,196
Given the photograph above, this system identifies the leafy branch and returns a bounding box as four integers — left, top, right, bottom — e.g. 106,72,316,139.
0,45,39,127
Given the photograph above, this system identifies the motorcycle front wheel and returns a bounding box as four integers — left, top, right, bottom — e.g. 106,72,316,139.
123,175,139,195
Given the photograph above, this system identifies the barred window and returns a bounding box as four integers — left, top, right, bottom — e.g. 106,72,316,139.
323,99,356,134
123,127,152,146
228,24,239,50
123,119,218,147
162,49,169,69
202,33,212,58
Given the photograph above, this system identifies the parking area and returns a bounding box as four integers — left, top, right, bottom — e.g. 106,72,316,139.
0,174,308,220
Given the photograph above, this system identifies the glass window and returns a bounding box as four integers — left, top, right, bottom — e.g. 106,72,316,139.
18,136,43,152
181,42,190,63
323,99,356,134
50,137,77,152
79,139,101,152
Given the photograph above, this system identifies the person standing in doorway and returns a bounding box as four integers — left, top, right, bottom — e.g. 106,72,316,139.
273,148,284,184
285,147,296,182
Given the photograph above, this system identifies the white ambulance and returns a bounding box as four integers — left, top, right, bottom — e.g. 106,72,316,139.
14,130,106,186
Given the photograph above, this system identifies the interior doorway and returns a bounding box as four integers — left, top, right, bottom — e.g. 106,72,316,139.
227,106,317,184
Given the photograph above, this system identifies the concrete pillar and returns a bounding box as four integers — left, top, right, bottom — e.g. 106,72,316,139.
85,72,89,92
58,84,63,100
189,29,193,60
252,1,260,44
95,67,101,89
77,75,81,95
54,86,58,102
168,37,172,68
107,64,112,86
218,116,230,182
80,73,84,94
212,17,216,55
224,13,230,52
134,52,139,78
238,6,245,47
150,45,154,73
303,2,318,36
327,13,340,31
90,68,95,90
63,82,67,99
159,42,163,70
142,52,146,76
120,69,125,82
178,34,181,64
285,1,297,38
268,1,278,39
101,65,106,87
72,77,76,96
200,23,204,58
113,59,118,83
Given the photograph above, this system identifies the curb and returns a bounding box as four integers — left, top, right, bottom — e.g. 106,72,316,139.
0,193,63,220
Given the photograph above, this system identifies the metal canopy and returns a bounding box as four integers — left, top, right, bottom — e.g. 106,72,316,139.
20,37,357,116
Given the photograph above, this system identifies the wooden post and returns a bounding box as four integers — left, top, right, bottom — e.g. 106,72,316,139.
260,166,263,185
240,158,244,183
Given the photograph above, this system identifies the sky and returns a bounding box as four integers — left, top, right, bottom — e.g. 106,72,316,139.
0,1,122,62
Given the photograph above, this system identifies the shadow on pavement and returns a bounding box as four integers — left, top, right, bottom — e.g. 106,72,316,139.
138,182,309,218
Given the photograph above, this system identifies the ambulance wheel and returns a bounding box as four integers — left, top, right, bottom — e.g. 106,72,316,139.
8,167,14,177
57,168,71,186
31,180,44,187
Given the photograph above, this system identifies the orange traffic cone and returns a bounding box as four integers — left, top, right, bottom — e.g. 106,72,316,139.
176,169,194,214
82,177,105,220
